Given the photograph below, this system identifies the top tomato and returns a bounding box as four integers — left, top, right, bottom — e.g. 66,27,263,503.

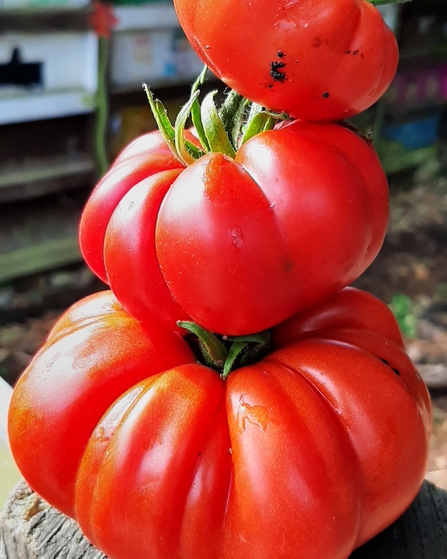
80,121,389,336
173,0,398,121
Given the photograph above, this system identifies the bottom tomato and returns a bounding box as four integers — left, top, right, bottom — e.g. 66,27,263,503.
8,287,431,559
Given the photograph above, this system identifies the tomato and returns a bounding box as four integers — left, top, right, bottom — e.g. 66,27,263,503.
173,0,398,121
79,121,389,336
8,287,431,559
7,290,195,517
79,130,191,284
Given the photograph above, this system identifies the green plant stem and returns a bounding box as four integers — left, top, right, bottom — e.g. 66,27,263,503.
94,36,110,178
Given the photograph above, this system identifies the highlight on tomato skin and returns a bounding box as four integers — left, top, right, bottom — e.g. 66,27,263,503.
7,287,431,559
173,0,399,121
79,121,390,337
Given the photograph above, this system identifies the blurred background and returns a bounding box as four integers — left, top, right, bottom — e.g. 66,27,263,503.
1,0,447,501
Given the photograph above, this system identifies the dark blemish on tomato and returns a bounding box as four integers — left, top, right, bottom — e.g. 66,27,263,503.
378,357,400,376
277,50,285,58
314,36,322,47
353,50,359,55
284,260,294,272
322,91,330,98
270,61,286,82
346,50,351,54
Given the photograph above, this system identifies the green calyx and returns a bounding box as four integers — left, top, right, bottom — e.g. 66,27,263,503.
177,321,271,380
143,66,288,166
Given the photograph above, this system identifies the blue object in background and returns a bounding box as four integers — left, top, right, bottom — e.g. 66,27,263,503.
381,109,442,151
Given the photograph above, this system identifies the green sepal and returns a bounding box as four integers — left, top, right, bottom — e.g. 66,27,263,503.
221,341,246,380
143,84,177,159
177,321,228,371
218,90,250,150
201,91,237,158
222,331,271,378
190,66,211,152
241,112,276,145
174,91,206,165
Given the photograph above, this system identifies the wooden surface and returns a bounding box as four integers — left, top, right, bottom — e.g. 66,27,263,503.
0,379,21,508
1,480,447,559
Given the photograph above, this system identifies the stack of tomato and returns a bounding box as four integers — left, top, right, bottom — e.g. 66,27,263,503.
8,2,431,559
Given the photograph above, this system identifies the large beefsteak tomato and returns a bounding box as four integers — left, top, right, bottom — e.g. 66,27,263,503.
8,287,431,559
79,121,389,336
173,0,398,121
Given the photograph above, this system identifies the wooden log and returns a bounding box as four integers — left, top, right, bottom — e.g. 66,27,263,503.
1,479,447,559
0,481,105,559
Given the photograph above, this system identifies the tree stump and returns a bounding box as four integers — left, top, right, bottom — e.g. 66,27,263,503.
1,479,447,559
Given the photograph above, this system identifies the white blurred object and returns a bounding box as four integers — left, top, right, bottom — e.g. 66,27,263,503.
377,4,401,34
0,31,98,124
0,377,21,507
111,28,204,90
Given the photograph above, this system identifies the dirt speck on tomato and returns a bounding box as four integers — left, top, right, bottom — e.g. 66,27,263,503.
270,60,286,82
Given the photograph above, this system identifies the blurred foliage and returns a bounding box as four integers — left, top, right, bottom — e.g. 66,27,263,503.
389,294,418,338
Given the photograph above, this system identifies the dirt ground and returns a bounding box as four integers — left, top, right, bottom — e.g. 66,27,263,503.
1,171,447,487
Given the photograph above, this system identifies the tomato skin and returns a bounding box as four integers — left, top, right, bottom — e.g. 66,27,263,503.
7,291,195,517
81,121,389,336
79,132,186,283
173,0,398,120
8,288,430,559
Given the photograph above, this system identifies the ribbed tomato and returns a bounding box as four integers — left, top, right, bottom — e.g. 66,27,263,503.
8,287,431,559
79,121,389,336
173,0,398,120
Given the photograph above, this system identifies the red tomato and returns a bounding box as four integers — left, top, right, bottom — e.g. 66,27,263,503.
8,287,431,559
173,0,398,121
79,122,389,336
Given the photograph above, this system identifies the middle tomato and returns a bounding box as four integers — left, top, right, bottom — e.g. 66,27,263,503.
79,120,389,336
